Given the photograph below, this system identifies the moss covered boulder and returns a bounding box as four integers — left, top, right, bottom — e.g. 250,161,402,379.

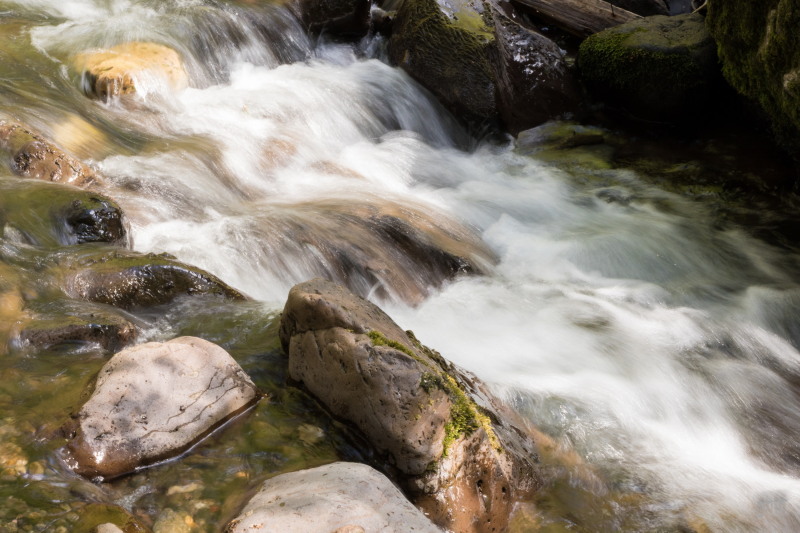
578,13,719,122
389,0,578,132
0,178,128,247
279,279,541,533
706,0,800,162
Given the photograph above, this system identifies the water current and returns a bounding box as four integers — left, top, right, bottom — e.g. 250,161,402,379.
3,0,800,531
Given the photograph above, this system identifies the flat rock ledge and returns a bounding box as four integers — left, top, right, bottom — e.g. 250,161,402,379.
225,462,442,533
65,336,260,480
279,279,541,533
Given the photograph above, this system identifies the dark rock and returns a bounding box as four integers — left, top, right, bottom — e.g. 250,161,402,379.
0,178,129,247
17,300,138,352
578,13,719,123
706,0,800,163
65,336,260,480
279,279,541,533
389,0,579,133
0,121,102,188
225,462,441,532
73,503,151,533
296,0,371,38
55,247,246,309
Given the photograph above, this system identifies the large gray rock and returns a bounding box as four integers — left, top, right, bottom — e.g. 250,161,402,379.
0,121,102,188
225,462,441,533
279,279,541,533
388,0,579,133
65,336,260,480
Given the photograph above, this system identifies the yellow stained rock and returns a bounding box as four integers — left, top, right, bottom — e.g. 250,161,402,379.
75,42,189,99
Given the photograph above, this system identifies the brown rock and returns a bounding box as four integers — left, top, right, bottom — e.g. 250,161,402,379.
279,279,541,533
74,42,188,100
0,121,102,188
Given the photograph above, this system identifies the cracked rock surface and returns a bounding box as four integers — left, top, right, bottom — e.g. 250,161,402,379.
279,279,541,533
225,462,441,533
66,336,259,480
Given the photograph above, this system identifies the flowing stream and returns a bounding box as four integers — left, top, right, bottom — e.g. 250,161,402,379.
3,0,800,531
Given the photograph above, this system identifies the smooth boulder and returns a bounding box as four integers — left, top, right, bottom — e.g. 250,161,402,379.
389,0,579,133
578,13,718,122
65,336,260,479
0,121,102,188
74,42,189,100
279,279,541,533
225,462,441,533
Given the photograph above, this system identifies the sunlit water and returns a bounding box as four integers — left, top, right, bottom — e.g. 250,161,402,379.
3,0,800,531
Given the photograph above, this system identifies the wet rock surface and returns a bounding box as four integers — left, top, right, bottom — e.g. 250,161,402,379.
56,247,246,309
225,462,441,533
389,0,578,132
74,42,189,100
73,503,151,533
66,336,260,480
279,279,541,533
578,13,718,122
0,121,102,188
0,178,128,247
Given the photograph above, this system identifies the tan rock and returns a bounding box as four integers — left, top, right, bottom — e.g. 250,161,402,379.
279,279,541,533
0,121,101,187
75,42,189,100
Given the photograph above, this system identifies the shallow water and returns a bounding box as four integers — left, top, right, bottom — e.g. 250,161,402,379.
3,0,800,531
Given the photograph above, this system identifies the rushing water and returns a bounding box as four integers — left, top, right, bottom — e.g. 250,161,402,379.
3,0,800,531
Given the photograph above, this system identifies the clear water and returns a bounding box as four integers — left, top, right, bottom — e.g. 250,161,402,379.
2,0,800,531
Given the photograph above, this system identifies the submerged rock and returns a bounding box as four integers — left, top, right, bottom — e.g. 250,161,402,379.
250,198,495,305
56,247,246,309
0,178,129,247
577,13,718,122
279,279,541,533
66,336,260,480
706,0,800,163
0,121,102,188
17,300,138,352
388,0,578,132
225,462,441,533
73,503,151,533
74,42,189,100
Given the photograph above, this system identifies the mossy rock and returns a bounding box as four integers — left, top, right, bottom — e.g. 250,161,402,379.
73,503,151,533
706,0,800,163
578,13,719,122
0,178,128,248
389,0,497,124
